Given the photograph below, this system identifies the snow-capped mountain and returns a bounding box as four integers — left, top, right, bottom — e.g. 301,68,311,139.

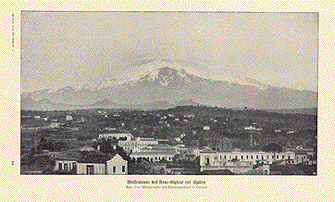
21,59,317,110
133,59,270,90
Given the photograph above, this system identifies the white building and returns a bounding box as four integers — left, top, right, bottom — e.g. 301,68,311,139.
76,162,106,175
104,127,117,131
118,137,159,151
98,133,133,141
292,149,316,165
199,150,296,170
49,123,61,128
175,137,181,142
244,126,263,131
106,154,128,175
273,151,296,161
200,151,270,166
130,151,176,162
203,126,210,131
53,160,78,172
66,115,73,121
54,153,128,175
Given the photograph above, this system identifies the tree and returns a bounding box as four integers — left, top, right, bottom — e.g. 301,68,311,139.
53,141,68,151
40,137,47,144
99,140,115,154
128,158,152,174
261,143,283,162
261,143,283,153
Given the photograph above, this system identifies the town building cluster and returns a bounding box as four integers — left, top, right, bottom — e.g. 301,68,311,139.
21,107,317,175
49,132,316,175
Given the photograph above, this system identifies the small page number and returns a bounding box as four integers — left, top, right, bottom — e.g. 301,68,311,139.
11,161,14,165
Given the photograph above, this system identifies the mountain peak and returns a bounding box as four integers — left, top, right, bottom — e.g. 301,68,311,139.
140,66,180,86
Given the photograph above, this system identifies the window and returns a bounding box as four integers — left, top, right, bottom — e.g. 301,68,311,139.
224,155,226,159
241,155,243,159
256,155,259,159
246,155,248,159
113,166,116,173
87,165,94,175
122,166,125,172
72,162,77,170
206,158,210,165
58,163,63,170
261,156,264,160
64,163,68,171
282,155,285,159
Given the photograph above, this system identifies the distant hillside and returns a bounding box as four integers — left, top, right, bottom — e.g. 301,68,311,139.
264,108,317,115
21,97,199,111
151,105,317,121
176,99,199,106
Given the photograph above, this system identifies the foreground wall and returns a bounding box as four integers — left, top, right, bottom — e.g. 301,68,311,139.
77,163,106,175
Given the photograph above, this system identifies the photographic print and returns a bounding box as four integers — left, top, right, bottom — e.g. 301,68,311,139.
20,11,318,175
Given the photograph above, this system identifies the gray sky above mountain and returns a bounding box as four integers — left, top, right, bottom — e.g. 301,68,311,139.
21,12,318,92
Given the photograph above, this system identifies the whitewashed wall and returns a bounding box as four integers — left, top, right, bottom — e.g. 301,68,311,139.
77,163,106,175
106,154,128,175
54,160,77,171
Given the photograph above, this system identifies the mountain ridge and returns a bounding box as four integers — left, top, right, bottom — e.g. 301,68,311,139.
21,60,317,110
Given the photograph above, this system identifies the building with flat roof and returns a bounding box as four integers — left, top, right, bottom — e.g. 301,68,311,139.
130,151,176,162
118,138,159,151
98,133,133,141
199,150,296,168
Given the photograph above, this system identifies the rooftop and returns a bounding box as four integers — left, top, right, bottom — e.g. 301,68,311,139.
130,151,176,156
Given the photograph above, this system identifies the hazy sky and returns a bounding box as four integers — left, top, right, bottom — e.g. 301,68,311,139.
21,11,318,92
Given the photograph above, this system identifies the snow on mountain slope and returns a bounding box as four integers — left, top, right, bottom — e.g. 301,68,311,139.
131,59,270,90
22,59,271,94
136,59,206,78
209,73,269,90
20,58,317,109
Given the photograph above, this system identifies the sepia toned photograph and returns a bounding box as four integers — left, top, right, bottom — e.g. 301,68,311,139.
20,11,318,175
